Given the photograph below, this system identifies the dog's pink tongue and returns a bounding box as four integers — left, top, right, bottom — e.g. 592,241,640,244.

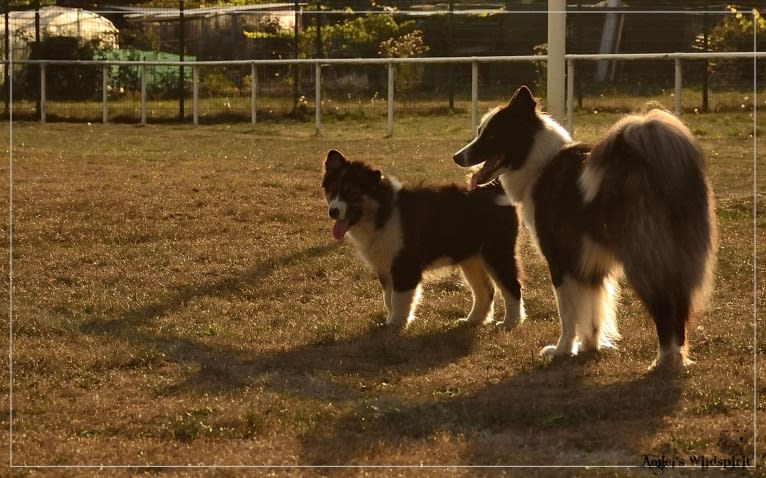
332,220,349,241
470,174,479,191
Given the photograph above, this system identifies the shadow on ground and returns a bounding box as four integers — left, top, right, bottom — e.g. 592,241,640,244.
79,243,682,467
296,361,682,466
80,242,482,394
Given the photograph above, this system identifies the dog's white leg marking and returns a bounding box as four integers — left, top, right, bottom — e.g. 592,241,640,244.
578,276,620,352
577,237,621,351
383,284,393,314
387,286,421,329
651,343,693,371
498,291,525,329
541,275,584,357
576,285,602,352
378,273,393,314
458,256,494,325
483,260,525,329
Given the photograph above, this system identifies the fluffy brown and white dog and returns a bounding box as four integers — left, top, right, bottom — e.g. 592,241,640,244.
453,86,717,370
322,149,524,329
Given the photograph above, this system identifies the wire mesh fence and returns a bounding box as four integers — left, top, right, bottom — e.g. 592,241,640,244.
0,2,762,125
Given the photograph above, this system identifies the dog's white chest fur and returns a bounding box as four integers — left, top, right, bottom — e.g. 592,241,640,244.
498,116,571,251
347,197,403,273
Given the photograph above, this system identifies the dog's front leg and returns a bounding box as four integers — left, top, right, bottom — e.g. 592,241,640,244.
377,273,393,316
386,287,421,330
386,257,422,330
541,275,581,357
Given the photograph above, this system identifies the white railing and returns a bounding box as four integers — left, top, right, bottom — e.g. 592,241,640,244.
565,51,763,133
5,51,764,135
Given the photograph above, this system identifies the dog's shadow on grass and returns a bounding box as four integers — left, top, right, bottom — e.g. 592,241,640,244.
257,319,479,370
159,320,484,398
79,241,481,396
78,242,682,466
297,360,684,466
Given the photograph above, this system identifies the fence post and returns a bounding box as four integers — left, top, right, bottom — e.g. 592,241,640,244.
34,1,40,116
102,63,108,124
192,65,199,126
251,63,257,128
674,57,682,115
447,0,454,112
3,0,9,113
547,0,566,122
293,0,300,111
39,63,45,123
179,0,185,121
315,62,321,135
387,61,394,138
566,58,574,133
140,64,147,125
471,61,478,136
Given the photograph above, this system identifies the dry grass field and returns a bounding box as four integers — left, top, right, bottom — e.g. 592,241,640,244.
0,109,764,476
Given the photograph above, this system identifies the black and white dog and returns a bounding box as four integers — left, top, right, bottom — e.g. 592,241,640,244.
322,149,524,330
453,86,717,370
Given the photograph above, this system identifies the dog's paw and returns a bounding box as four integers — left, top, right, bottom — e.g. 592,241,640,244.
647,356,694,374
539,345,559,356
539,341,580,357
495,318,522,330
457,316,487,327
385,315,410,332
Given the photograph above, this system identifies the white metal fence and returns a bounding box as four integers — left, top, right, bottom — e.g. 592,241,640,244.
5,51,764,135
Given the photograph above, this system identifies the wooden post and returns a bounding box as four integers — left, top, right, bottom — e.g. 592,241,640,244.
251,63,257,128
102,64,108,124
39,63,45,123
674,58,682,115
387,62,394,138
471,61,478,135
315,62,321,135
140,64,147,125
192,65,199,126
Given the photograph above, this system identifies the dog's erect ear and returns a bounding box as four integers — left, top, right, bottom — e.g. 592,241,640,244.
508,86,536,111
357,167,382,186
325,149,347,173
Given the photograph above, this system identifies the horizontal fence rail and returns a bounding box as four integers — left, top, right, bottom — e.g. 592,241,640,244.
3,51,764,135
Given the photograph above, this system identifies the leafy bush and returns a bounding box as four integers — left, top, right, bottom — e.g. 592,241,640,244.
105,49,143,95
243,14,293,40
303,13,415,58
532,43,547,90
25,37,102,100
379,29,430,92
96,49,194,100
298,12,430,94
151,67,191,99
693,6,765,83
199,71,239,97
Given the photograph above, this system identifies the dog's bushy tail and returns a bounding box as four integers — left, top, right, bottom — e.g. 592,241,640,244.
585,109,717,316
595,110,705,191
